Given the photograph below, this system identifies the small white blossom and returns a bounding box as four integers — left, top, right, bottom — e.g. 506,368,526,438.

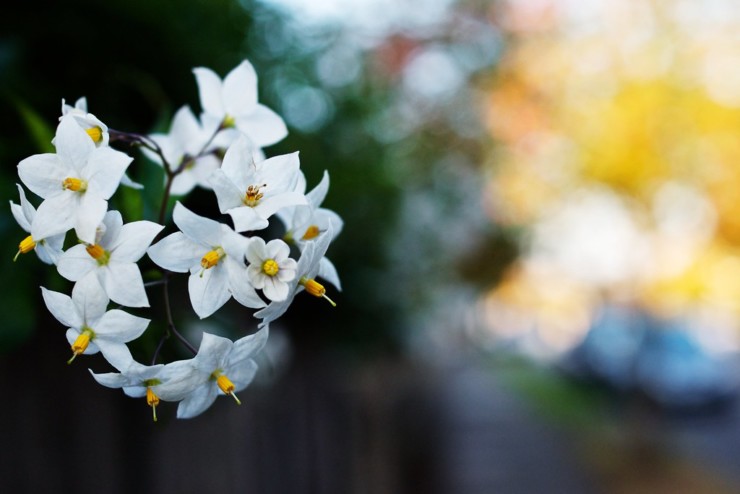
147,202,265,318
246,237,297,302
59,97,109,147
41,274,149,365
18,115,132,244
10,184,65,265
56,210,163,308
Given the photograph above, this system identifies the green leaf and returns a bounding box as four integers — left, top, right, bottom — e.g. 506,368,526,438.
15,100,55,153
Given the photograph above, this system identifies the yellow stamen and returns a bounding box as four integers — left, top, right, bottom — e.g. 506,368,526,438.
222,115,236,129
85,243,110,265
262,259,280,277
243,184,266,207
68,328,94,364
146,388,160,422
201,247,225,270
302,225,321,240
62,177,87,192
216,374,241,405
299,277,337,307
14,235,36,261
85,126,103,143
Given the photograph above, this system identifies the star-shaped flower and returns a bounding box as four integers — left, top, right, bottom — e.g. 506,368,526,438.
209,135,306,232
41,274,149,365
143,105,220,196
18,115,132,243
255,228,336,328
10,184,65,265
56,210,163,308
147,202,265,318
173,328,268,419
246,237,297,302
193,59,288,149
59,97,109,147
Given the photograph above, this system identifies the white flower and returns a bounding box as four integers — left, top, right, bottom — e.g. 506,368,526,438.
147,202,265,318
56,210,163,308
59,97,109,147
255,228,336,328
193,59,288,149
246,237,297,302
89,348,198,422
10,184,65,265
174,328,268,419
209,136,306,232
143,105,220,196
278,170,343,290
17,115,132,244
41,274,149,365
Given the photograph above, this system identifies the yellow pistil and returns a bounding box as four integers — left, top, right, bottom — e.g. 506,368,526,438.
68,327,94,364
262,259,279,277
299,277,337,307
86,243,110,265
62,177,87,192
243,184,266,207
301,225,320,240
146,387,160,422
14,235,36,261
215,373,241,405
85,126,104,143
201,247,225,270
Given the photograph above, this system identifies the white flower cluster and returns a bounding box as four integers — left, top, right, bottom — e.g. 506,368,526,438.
11,60,342,420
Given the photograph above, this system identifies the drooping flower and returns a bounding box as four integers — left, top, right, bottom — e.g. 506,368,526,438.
10,184,65,265
89,347,199,422
254,228,336,328
59,97,109,147
147,202,265,318
56,210,163,308
245,237,297,302
193,59,288,149
17,115,132,243
143,105,220,196
173,328,268,419
209,135,306,232
278,170,343,290
41,274,149,365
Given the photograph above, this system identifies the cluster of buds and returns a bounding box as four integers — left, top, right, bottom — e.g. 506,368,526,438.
11,60,342,420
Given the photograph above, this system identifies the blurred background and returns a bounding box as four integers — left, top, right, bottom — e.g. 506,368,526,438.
3,0,740,492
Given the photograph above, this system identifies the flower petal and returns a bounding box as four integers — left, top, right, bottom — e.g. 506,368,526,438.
209,169,247,213
94,309,149,342
55,115,95,172
72,273,110,322
84,146,132,199
227,206,269,232
109,221,164,262
75,190,108,244
226,260,266,309
188,264,231,319
193,67,225,116
102,262,149,308
173,202,222,245
176,383,219,419
41,287,83,329
220,134,256,190
17,153,70,199
147,232,202,272
222,60,259,115
57,243,97,282
236,104,288,147
31,193,77,241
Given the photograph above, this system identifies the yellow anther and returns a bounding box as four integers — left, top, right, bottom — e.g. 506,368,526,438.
222,115,236,129
146,387,160,422
262,259,280,277
85,243,110,265
62,177,87,192
85,126,103,143
299,277,337,307
200,247,225,269
243,184,266,207
215,373,241,405
68,328,94,364
14,235,36,261
302,225,321,240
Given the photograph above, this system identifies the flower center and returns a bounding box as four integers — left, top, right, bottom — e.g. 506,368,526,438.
299,277,337,307
302,225,320,240
243,184,266,207
146,387,160,422
211,371,241,405
201,247,225,269
85,126,104,144
62,177,88,192
14,235,36,261
262,259,280,277
221,114,236,129
68,327,95,364
86,243,110,265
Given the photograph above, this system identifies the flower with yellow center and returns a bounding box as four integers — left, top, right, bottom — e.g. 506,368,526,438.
10,184,65,265
59,97,110,147
41,274,149,365
175,329,268,419
148,202,266,318
246,237,297,302
209,136,307,232
18,115,132,244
